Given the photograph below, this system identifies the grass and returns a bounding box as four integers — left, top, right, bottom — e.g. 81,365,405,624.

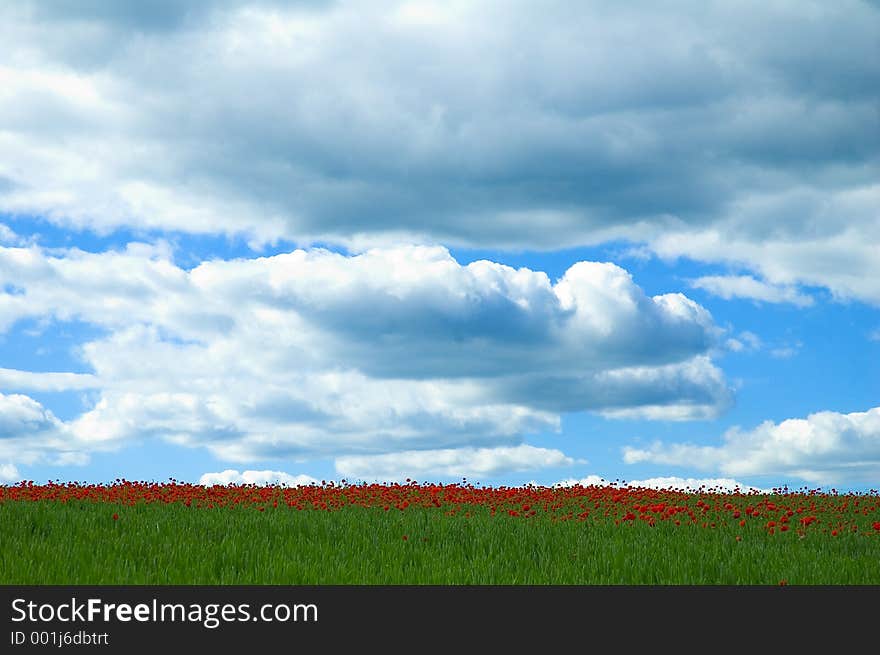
2,499,878,584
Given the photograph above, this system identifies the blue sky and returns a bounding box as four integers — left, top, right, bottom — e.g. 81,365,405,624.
0,0,878,492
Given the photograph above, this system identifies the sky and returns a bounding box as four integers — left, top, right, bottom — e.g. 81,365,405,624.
0,0,878,492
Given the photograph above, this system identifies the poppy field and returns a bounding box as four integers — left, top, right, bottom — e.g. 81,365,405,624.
1,479,879,585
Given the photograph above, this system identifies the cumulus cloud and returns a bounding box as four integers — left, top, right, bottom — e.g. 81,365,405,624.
623,406,880,485
0,242,730,467
198,469,319,487
0,1,876,301
690,275,813,307
554,475,765,493
651,185,880,304
0,392,87,468
0,223,20,245
336,445,575,482
0,392,60,438
0,462,20,484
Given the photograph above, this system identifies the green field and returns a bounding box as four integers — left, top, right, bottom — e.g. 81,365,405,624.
2,499,878,585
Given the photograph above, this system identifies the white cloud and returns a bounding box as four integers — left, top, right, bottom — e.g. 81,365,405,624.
725,339,744,352
0,392,60,437
725,330,762,353
198,469,319,487
624,406,880,485
0,463,20,484
769,345,800,359
0,243,730,466
651,186,880,305
0,368,99,392
0,223,20,245
0,2,876,302
725,331,800,359
554,475,765,493
869,328,880,342
335,445,575,482
690,275,813,307
590,356,731,421
0,392,88,468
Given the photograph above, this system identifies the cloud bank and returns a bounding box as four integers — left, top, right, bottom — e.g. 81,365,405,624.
624,406,880,485
0,1,877,301
0,243,729,471
336,444,575,482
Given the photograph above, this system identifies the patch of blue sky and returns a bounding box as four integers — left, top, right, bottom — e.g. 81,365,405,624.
1,212,352,270
0,319,104,422
704,293,879,423
0,317,103,374
18,438,340,487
